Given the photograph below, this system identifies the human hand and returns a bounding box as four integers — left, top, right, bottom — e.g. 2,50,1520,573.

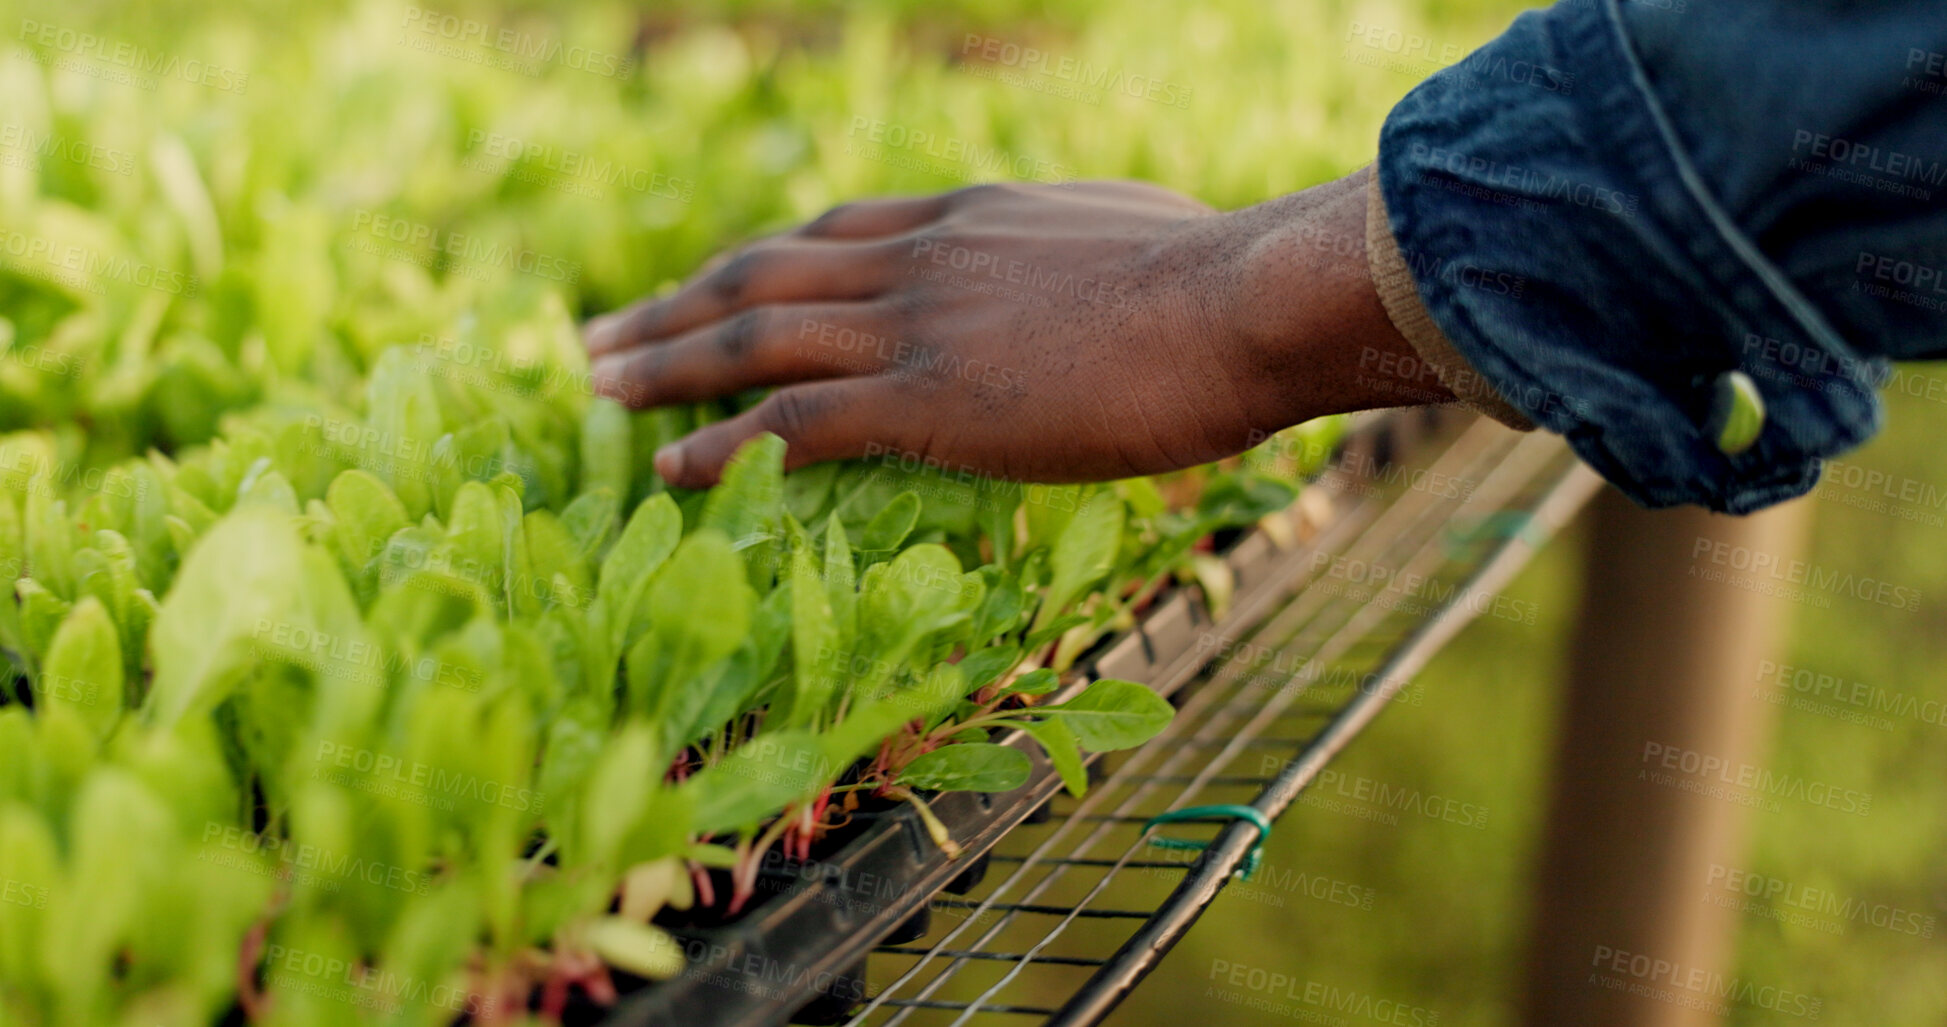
585,166,1439,488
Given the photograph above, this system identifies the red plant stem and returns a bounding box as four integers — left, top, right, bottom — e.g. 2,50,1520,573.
585,963,618,1005
801,785,836,860
798,799,815,861
540,973,570,1022
473,969,519,1027
236,917,270,1022
727,837,756,915
690,860,716,908
538,948,619,1021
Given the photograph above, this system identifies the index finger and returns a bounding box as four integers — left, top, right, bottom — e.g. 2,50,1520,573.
583,237,899,357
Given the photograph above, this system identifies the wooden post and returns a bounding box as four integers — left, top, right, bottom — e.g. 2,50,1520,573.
1520,487,1811,1027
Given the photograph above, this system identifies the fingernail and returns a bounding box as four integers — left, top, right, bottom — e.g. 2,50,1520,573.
654,443,686,484
590,354,630,402
583,316,617,354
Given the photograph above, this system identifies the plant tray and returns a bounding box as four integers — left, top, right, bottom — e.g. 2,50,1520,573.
594,408,1600,1027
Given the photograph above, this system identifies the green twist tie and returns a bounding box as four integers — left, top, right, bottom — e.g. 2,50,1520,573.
1142,804,1274,882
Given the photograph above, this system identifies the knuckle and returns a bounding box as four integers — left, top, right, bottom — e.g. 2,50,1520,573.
805,203,857,236
892,229,938,268
716,308,766,361
614,301,665,344
761,388,819,441
947,183,1005,209
883,289,932,323
964,181,1033,204
909,342,948,384
708,249,763,304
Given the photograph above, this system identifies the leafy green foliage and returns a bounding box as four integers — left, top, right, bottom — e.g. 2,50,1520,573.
1037,679,1177,751
0,2,1352,1022
900,744,1032,793
1032,489,1125,635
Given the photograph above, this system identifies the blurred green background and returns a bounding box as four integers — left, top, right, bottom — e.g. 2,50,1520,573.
3,0,1943,1022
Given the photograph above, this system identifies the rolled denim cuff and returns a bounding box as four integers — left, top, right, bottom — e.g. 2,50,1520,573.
1365,172,1536,431
1373,0,1883,513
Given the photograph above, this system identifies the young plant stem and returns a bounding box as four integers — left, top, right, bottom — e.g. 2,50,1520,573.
236,916,270,1022
728,812,796,914
521,837,559,880
921,709,1029,744
689,859,717,908
883,785,962,858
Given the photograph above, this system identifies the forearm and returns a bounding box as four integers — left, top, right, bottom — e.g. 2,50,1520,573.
1218,164,1456,433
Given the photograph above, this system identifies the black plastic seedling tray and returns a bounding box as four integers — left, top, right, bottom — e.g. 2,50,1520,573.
586,413,1418,1027
591,522,1272,1027
590,408,1599,1027
597,750,1074,1026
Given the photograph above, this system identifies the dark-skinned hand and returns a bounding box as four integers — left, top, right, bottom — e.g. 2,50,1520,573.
585,165,1446,488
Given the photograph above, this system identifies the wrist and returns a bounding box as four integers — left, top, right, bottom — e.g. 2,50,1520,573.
1220,165,1455,433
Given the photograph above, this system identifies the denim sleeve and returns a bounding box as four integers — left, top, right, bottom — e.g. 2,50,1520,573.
1374,0,1947,513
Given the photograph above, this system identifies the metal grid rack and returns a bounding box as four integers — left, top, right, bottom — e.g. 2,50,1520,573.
843,416,1602,1026
600,409,1601,1027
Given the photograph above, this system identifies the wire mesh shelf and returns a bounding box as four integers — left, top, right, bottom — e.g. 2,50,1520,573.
600,409,1602,1027
841,414,1600,1026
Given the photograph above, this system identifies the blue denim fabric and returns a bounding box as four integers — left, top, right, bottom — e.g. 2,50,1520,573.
1376,0,1947,512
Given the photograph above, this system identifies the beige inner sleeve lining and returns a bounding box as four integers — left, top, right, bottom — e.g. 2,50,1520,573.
1364,171,1536,431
